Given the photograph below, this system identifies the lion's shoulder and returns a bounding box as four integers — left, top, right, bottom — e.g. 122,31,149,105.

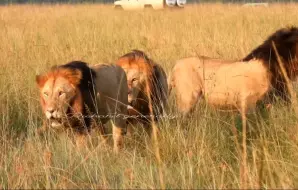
91,63,126,80
91,63,128,100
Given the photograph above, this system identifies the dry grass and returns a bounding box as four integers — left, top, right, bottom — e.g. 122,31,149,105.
1,3,298,188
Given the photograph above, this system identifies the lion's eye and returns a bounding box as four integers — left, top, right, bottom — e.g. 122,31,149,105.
58,91,65,97
43,92,49,97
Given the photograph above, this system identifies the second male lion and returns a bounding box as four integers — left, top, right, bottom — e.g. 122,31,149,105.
116,50,168,136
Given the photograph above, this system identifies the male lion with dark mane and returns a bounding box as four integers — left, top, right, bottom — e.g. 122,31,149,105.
168,27,298,116
116,50,168,136
36,61,128,152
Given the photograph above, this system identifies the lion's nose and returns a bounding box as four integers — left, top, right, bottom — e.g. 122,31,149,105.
47,108,54,114
46,108,55,119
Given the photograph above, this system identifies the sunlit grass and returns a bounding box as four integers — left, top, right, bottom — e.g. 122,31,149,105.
1,3,298,188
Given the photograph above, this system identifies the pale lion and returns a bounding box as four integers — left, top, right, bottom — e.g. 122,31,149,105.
36,61,128,152
168,27,298,115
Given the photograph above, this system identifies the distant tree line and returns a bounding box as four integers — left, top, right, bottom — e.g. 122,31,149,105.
1,0,298,4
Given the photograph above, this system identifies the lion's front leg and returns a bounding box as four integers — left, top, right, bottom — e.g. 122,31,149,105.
126,124,134,138
144,123,153,138
74,132,88,150
36,119,49,135
112,118,127,153
93,122,108,145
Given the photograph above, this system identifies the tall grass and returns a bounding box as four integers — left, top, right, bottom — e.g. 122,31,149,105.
1,3,298,188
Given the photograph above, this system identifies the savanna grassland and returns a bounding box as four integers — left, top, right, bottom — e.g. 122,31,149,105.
1,3,298,189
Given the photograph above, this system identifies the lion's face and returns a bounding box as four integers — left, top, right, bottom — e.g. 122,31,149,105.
36,69,81,128
121,64,147,104
123,67,147,104
116,52,154,106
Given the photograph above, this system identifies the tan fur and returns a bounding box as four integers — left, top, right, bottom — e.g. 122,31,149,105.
170,27,298,115
169,57,271,115
36,62,128,152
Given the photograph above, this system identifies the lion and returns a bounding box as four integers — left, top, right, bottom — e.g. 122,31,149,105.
168,27,298,116
116,50,168,136
36,61,128,152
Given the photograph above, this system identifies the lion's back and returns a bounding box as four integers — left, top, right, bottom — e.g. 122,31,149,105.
91,63,128,116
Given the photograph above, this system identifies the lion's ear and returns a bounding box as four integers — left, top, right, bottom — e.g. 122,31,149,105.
36,74,47,88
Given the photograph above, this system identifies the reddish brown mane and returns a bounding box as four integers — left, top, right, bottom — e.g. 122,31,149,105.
36,68,82,88
36,61,97,132
116,49,154,78
118,49,151,64
117,50,167,123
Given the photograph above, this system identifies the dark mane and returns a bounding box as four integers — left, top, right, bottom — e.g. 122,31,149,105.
119,49,152,64
243,26,298,102
56,61,97,131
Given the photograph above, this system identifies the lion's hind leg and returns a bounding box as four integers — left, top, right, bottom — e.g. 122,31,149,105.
172,63,202,116
176,88,202,116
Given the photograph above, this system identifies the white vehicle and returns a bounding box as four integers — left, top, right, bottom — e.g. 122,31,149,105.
114,0,186,10
176,0,186,7
166,0,176,7
242,3,268,7
114,0,164,10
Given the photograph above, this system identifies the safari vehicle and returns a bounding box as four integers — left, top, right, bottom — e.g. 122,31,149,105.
114,0,163,10
114,0,186,10
176,0,186,7
165,0,176,7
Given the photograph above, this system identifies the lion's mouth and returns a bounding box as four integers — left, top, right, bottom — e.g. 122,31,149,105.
127,105,138,115
129,99,137,107
49,118,63,128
